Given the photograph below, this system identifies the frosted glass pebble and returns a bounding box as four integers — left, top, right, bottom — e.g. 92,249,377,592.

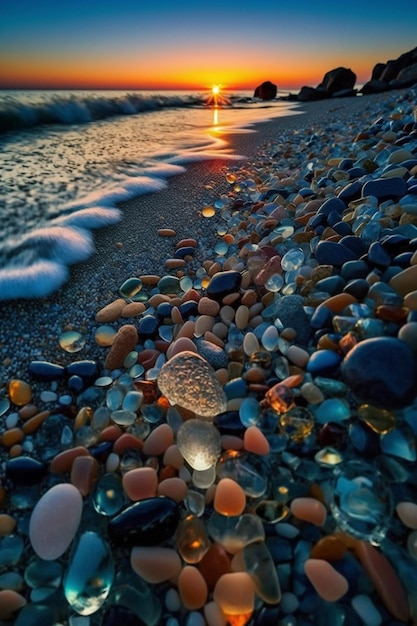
351,594,382,626
396,501,417,529
158,351,227,417
29,484,83,560
261,325,279,351
281,248,304,271
243,331,259,356
122,390,143,412
304,559,348,602
192,466,216,489
177,419,221,471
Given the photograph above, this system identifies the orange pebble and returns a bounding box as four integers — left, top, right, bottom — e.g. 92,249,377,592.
8,379,32,406
310,535,347,561
178,565,208,610
243,426,270,455
213,572,256,615
142,423,174,457
9,444,23,458
157,477,187,502
316,293,357,313
214,478,246,516
1,428,24,448
290,497,327,527
0,514,16,537
123,467,158,501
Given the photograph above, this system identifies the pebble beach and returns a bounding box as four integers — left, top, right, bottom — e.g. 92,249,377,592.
1,88,417,625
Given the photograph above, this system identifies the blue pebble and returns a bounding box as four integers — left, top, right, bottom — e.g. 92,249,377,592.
306,349,342,376
315,241,357,266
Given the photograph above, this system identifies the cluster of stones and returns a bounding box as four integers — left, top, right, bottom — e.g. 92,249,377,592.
1,89,417,625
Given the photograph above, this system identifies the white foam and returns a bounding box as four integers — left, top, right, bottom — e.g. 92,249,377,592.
52,207,122,229
0,260,69,300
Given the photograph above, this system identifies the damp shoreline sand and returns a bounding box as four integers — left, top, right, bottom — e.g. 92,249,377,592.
0,91,403,383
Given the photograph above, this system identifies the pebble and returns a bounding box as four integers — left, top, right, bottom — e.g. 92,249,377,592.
3,88,417,626
29,484,83,560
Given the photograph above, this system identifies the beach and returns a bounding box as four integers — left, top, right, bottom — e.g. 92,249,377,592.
1,88,417,625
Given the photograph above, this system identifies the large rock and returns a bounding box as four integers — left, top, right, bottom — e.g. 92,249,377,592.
361,46,417,94
254,81,277,100
297,67,356,101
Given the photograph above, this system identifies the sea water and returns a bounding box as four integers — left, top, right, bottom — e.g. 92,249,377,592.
0,89,302,300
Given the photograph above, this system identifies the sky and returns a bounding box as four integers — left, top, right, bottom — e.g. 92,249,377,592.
0,0,416,91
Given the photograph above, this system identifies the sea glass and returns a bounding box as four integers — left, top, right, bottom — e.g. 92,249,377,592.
177,419,222,471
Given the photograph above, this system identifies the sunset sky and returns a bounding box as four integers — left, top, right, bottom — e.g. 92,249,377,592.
1,0,416,91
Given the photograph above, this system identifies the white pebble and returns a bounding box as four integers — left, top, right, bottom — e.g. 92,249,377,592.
280,592,299,614
5,412,19,429
106,452,120,473
40,391,58,403
351,594,382,626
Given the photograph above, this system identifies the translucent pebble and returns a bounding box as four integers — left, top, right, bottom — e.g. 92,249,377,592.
63,531,114,615
215,241,229,256
177,419,222,471
176,514,211,563
129,364,145,379
261,325,280,351
111,409,137,427
0,397,10,417
58,331,86,353
94,376,113,387
122,390,143,412
106,385,125,411
158,351,227,418
207,512,265,554
192,465,216,489
351,594,382,626
119,277,143,300
243,332,259,356
239,541,281,604
123,350,139,369
280,407,314,443
217,450,267,498
330,460,393,543
265,273,284,292
8,379,32,406
239,397,260,427
273,225,294,239
281,248,304,271
314,447,343,467
185,490,206,517
92,473,125,516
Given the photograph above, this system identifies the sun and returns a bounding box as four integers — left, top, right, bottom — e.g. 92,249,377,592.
206,84,230,107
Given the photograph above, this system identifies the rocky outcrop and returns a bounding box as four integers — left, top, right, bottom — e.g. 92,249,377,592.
297,67,357,101
361,46,417,94
254,81,277,100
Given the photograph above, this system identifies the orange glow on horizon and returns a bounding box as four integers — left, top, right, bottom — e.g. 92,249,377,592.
0,50,375,91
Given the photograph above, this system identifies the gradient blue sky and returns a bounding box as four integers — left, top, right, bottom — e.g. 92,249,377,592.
0,0,416,90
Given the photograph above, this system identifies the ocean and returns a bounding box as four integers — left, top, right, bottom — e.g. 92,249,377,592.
0,89,302,301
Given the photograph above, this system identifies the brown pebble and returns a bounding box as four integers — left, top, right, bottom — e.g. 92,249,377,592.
310,535,347,561
50,446,91,474
157,477,187,502
389,264,417,297
18,403,39,420
70,455,99,496
157,228,176,236
123,467,157,501
198,297,220,316
241,289,258,307
0,514,16,537
167,337,197,359
22,410,50,434
138,349,159,369
95,298,126,323
178,566,208,610
9,445,23,458
104,324,138,370
0,590,26,620
112,433,143,455
176,238,197,248
121,302,146,317
142,423,174,457
166,259,186,269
